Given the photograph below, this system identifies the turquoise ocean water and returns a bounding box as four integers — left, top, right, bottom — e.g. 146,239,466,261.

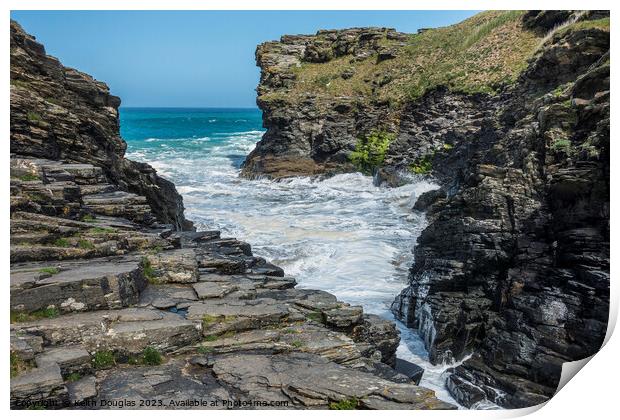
120,107,479,407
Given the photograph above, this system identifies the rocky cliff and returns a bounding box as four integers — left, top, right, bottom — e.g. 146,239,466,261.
244,11,610,408
10,21,192,230
9,21,452,410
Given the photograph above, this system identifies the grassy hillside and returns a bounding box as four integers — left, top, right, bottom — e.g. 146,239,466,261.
261,11,550,105
296,11,539,102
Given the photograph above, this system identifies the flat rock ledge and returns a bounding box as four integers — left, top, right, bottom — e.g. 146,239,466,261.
9,20,452,410
10,158,453,411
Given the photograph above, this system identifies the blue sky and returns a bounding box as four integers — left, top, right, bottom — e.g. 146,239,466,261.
11,10,479,107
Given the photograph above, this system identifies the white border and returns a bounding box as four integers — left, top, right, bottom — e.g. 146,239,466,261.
3,2,617,419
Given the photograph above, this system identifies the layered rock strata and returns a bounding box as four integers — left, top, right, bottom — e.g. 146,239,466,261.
10,20,192,230
243,11,610,408
9,21,451,410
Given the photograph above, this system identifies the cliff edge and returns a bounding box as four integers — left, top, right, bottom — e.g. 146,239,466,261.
10,20,192,230
9,20,453,410
243,10,610,409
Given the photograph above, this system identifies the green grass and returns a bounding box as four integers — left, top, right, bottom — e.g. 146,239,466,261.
92,350,116,370
202,314,218,327
558,17,610,36
306,311,324,323
52,238,71,247
10,352,33,378
17,173,40,181
580,141,601,160
126,355,141,365
409,155,433,175
88,227,116,234
550,139,572,154
27,111,42,122
148,245,164,254
81,214,96,222
66,372,82,382
10,307,60,323
267,11,542,106
45,97,63,106
38,267,60,275
77,239,95,249
461,11,522,50
203,330,236,342
197,345,214,354
141,257,158,284
10,79,31,89
220,330,236,339
329,397,359,410
26,192,48,202
290,340,304,348
141,346,162,366
349,130,395,175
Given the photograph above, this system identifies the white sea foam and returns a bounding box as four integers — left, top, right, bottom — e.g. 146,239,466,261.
128,128,464,406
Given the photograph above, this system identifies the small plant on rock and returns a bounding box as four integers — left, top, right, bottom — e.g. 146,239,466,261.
197,345,213,354
81,214,96,222
18,173,40,181
88,227,116,234
38,267,60,275
141,346,162,366
202,314,218,327
77,239,95,250
141,257,158,284
329,397,359,410
92,350,116,370
52,238,71,247
290,340,305,348
306,311,324,324
409,154,433,175
550,139,572,154
66,372,82,382
11,307,60,323
349,130,395,175
221,330,236,339
27,111,42,122
10,351,33,378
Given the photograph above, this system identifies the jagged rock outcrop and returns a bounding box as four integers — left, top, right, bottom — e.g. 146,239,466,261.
9,21,449,410
10,21,192,230
242,11,547,179
242,27,406,178
243,10,610,409
391,12,609,408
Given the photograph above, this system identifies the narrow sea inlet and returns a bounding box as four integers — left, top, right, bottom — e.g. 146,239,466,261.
121,107,460,405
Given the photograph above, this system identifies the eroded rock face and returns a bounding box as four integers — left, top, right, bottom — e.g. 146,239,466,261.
10,226,442,409
391,13,609,408
9,22,443,410
10,20,192,230
242,27,406,179
242,10,609,409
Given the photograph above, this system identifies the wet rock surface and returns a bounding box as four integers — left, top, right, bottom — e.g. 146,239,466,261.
388,12,610,408
9,20,446,410
10,11,610,410
10,228,447,409
241,10,610,408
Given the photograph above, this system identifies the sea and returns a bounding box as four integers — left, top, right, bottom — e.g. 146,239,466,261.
121,107,468,407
